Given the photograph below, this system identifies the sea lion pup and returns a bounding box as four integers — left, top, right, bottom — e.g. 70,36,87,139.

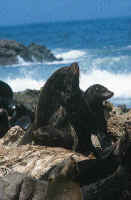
81,122,131,200
46,157,82,200
63,83,113,155
83,84,114,149
0,108,9,138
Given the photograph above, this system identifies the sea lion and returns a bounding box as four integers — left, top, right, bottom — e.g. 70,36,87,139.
83,84,114,149
20,63,79,150
46,157,82,200
63,84,113,155
0,80,13,115
0,108,9,138
34,62,80,129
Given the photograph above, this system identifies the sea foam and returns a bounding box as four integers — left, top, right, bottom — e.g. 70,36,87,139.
80,69,131,98
6,78,45,92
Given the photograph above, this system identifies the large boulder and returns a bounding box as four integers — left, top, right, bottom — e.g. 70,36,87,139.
0,40,62,65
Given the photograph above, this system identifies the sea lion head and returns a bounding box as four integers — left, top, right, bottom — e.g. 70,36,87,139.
84,84,114,106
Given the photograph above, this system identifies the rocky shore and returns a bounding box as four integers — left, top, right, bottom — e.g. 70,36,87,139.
0,62,130,199
0,40,62,65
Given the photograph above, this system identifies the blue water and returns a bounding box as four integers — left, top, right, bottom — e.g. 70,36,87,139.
0,17,131,107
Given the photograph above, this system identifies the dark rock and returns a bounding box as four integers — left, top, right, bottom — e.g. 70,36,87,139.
21,124,78,150
0,40,62,66
9,102,34,130
28,42,62,62
0,108,9,138
14,89,40,113
0,40,32,65
8,89,40,130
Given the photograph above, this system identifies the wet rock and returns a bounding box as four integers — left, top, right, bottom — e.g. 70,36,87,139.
0,40,32,65
0,40,62,66
28,42,62,62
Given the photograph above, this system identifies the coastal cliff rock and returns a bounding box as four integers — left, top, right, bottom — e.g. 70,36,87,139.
28,42,62,62
0,40,62,65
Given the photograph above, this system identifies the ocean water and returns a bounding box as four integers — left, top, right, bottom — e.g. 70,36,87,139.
0,17,131,107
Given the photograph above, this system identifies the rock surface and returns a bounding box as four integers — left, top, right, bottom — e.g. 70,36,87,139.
0,145,88,179
0,40,62,65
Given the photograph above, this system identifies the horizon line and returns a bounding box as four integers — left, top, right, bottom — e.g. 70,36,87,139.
0,15,131,28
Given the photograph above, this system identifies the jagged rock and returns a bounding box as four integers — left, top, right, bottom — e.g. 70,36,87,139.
0,40,32,65
0,40,62,65
0,125,25,146
28,42,62,62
